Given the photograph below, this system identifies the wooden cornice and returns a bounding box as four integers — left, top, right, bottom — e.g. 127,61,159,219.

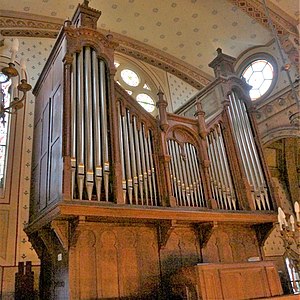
25,200,277,235
228,0,298,36
0,10,212,89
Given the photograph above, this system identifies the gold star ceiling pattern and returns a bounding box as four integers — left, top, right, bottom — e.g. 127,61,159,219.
0,0,282,76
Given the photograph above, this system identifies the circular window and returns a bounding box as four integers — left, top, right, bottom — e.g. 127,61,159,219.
241,59,274,101
121,69,140,87
136,93,155,112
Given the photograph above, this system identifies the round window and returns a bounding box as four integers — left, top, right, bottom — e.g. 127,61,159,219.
136,93,155,112
121,69,140,87
241,59,274,101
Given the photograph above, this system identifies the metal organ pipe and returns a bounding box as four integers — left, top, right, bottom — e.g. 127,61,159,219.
123,109,133,204
76,51,85,200
167,140,205,207
143,125,153,206
217,125,236,210
70,47,112,202
127,110,139,204
133,116,144,205
207,135,220,205
147,132,157,206
228,91,270,210
228,94,258,208
84,47,94,201
99,61,110,201
71,55,77,200
118,103,126,202
235,93,270,209
92,51,103,201
167,141,178,203
208,133,224,208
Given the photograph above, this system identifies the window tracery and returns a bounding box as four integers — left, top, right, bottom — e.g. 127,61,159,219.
114,57,158,114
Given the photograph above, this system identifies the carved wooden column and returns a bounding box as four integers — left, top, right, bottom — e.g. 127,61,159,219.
108,61,123,204
157,89,175,207
195,100,217,209
62,50,73,201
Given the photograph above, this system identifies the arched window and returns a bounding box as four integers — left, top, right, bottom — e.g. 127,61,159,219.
0,72,12,189
114,57,158,114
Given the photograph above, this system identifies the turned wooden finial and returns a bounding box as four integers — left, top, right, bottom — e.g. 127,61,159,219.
157,89,169,131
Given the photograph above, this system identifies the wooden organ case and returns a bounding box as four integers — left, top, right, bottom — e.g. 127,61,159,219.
26,2,284,299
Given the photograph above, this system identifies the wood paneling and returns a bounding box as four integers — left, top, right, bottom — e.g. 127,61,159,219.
69,223,160,299
0,210,9,260
171,261,283,300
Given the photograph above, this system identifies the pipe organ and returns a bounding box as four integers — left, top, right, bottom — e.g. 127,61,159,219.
71,46,111,202
118,103,158,205
167,140,205,207
27,3,283,300
227,91,270,210
206,124,236,210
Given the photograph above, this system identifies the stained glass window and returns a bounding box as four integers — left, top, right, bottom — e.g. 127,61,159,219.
0,75,11,188
241,59,274,101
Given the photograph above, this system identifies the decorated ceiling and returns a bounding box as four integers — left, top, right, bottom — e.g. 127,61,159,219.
0,0,298,79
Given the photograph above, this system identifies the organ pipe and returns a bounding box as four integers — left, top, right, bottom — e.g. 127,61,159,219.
228,91,270,210
84,47,94,201
147,132,157,205
76,51,85,201
167,140,205,207
92,51,103,201
133,117,144,204
70,47,113,201
118,103,126,202
71,55,77,200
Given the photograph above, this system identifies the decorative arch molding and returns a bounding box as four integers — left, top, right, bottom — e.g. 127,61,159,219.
262,127,300,146
0,10,212,89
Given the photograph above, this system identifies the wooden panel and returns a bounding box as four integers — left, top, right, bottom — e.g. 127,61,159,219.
160,226,200,296
220,270,245,299
49,139,62,204
171,262,283,300
30,166,40,215
32,119,42,168
39,153,48,210
202,225,260,263
0,210,9,260
70,224,160,299
98,231,119,298
119,229,139,297
266,266,284,296
41,103,50,156
78,230,97,299
51,85,62,143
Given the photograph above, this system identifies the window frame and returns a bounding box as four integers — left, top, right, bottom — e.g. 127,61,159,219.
114,56,158,115
237,53,278,103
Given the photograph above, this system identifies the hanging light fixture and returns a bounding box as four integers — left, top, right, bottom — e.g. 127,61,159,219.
0,38,32,125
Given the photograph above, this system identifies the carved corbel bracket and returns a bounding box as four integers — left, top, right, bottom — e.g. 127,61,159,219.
158,220,178,249
195,222,216,247
252,222,274,247
51,220,70,252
